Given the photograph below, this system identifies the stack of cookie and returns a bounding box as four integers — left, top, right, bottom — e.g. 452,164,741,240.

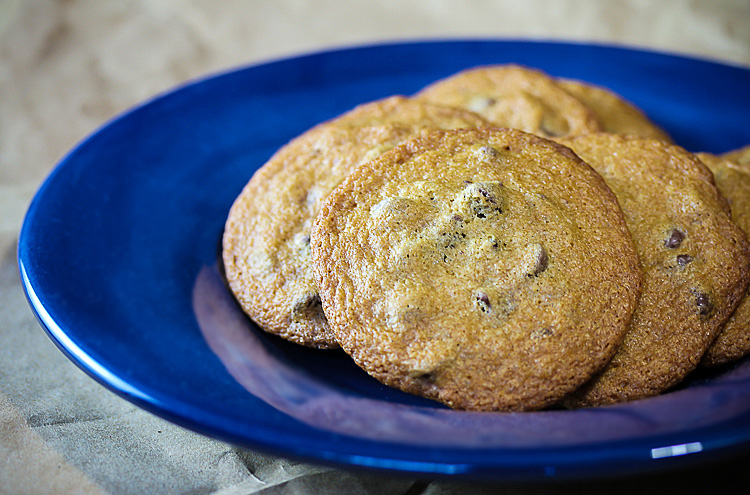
222,65,750,411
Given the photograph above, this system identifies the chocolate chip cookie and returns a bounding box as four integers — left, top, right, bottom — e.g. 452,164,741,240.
558,79,672,141
415,65,601,138
559,134,750,407
222,97,489,348
722,144,750,166
697,151,750,366
311,127,642,411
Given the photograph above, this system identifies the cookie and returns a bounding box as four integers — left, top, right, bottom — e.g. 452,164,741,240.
311,127,642,411
222,97,490,348
557,79,672,141
415,64,601,138
558,134,750,407
326,95,490,130
697,151,750,366
722,144,750,166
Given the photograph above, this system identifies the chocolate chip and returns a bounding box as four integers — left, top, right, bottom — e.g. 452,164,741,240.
475,291,491,312
460,182,504,219
539,124,561,137
695,291,713,316
470,195,502,218
477,187,497,203
676,254,693,266
409,370,436,382
521,243,549,277
665,229,685,249
468,96,496,112
533,245,549,275
531,327,554,339
477,146,500,161
539,115,568,137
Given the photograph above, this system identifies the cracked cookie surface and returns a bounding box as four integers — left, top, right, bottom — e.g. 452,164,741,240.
559,134,750,407
311,128,642,411
222,96,489,348
415,65,601,138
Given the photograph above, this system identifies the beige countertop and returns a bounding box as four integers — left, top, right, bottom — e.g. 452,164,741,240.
2,1,749,493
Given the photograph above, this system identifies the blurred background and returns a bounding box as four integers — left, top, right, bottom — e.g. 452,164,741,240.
3,0,749,215
2,1,749,493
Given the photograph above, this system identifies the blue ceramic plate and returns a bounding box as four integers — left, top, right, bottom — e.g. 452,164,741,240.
18,41,750,481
